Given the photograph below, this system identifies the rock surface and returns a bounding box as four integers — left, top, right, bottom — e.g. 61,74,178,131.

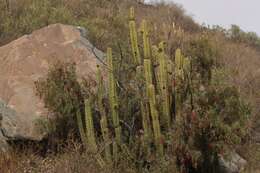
219,152,247,173
0,24,104,152
0,131,9,153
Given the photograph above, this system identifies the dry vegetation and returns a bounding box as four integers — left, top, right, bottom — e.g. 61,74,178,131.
0,0,260,173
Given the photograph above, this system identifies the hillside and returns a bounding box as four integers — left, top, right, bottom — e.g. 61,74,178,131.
0,0,259,173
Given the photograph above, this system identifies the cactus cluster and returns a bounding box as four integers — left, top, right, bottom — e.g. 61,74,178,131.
128,7,178,155
76,6,192,167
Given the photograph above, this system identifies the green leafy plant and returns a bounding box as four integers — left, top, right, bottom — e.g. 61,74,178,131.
35,62,83,141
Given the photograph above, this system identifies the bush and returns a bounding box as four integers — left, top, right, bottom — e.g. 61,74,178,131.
35,62,84,144
186,36,217,83
175,85,250,173
228,25,260,49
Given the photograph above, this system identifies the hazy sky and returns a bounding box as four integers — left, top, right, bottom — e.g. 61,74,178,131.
146,0,260,35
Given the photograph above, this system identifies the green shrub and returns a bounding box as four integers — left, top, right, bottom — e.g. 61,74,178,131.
228,25,260,48
35,62,84,141
175,84,250,173
186,36,217,84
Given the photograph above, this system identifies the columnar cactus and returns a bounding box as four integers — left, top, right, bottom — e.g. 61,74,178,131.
175,48,183,78
141,20,151,59
100,116,112,163
144,59,153,88
174,48,183,122
174,48,191,122
97,65,112,163
107,48,121,159
151,45,159,65
76,110,88,146
140,100,152,154
175,48,190,77
167,58,174,115
84,99,105,167
143,58,154,104
148,84,164,156
84,99,98,153
96,65,105,117
129,7,141,65
157,42,171,129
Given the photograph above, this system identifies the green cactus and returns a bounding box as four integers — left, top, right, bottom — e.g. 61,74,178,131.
141,101,151,141
84,99,106,167
158,42,171,129
144,59,153,88
175,48,183,78
183,56,191,76
141,20,151,59
129,7,141,65
148,84,164,156
167,58,174,114
174,48,182,122
129,6,135,20
174,48,191,122
84,99,98,153
97,65,112,163
151,45,159,65
143,58,154,110
96,65,105,117
135,60,152,156
76,110,88,147
107,48,121,161
100,115,112,163
140,100,152,155
112,141,118,164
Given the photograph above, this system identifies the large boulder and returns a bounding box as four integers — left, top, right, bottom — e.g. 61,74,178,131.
0,24,105,152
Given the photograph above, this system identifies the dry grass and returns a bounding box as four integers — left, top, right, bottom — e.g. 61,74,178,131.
0,141,104,173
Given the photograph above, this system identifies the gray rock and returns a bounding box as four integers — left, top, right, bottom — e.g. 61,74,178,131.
0,130,9,153
219,152,247,173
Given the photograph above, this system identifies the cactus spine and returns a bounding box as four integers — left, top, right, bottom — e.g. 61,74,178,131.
107,48,121,160
158,42,171,129
148,84,163,156
129,7,141,65
97,65,112,163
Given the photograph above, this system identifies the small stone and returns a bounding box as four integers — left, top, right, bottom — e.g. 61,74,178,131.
219,152,247,173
